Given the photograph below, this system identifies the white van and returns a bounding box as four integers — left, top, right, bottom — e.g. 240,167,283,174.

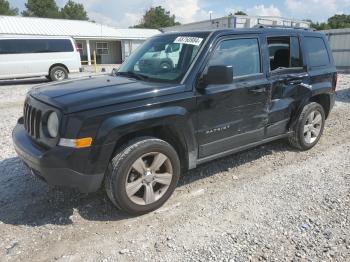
0,35,81,81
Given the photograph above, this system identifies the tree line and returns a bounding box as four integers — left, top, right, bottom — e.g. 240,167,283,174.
0,0,88,20
2,0,350,30
307,15,350,30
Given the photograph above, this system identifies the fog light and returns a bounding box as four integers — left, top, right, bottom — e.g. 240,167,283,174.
59,137,92,148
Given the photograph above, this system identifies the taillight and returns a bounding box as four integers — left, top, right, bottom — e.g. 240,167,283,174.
332,72,338,91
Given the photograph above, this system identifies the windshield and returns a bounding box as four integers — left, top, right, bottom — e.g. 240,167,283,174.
117,33,209,83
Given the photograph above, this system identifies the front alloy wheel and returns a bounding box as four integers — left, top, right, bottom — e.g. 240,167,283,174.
126,152,173,205
105,137,180,215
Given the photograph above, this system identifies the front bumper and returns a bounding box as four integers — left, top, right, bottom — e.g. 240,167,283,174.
12,123,104,193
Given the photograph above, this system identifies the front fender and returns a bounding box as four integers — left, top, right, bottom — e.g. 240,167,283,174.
90,106,197,174
96,106,188,143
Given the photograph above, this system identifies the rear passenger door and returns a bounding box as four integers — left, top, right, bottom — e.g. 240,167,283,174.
195,35,270,159
266,34,309,137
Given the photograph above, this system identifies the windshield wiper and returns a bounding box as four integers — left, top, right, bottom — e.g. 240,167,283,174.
116,71,149,81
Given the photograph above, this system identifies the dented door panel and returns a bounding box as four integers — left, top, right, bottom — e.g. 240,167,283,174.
196,74,270,158
267,70,310,137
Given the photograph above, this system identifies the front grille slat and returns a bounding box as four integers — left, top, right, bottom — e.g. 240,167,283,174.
34,110,41,138
27,106,32,135
23,103,28,131
30,108,36,136
25,104,29,131
23,102,42,139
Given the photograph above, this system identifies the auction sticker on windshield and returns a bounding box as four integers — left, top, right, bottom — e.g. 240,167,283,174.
174,36,203,46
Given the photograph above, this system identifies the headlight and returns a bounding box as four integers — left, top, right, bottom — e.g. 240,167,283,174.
47,112,59,138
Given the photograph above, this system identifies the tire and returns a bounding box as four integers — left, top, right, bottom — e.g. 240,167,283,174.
49,66,68,81
288,102,325,150
105,137,181,215
159,61,173,71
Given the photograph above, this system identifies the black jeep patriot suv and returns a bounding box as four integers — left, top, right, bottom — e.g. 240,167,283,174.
13,27,337,215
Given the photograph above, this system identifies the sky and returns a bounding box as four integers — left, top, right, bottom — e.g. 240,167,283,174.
10,0,350,28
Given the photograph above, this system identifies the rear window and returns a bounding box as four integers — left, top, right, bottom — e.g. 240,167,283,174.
304,37,330,67
0,39,74,54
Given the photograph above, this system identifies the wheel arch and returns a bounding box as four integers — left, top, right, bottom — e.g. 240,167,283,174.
289,90,332,130
310,93,331,119
93,107,198,173
49,63,69,74
110,126,190,171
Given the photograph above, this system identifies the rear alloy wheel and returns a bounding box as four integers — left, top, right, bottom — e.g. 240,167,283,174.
288,102,325,150
105,137,180,215
303,110,323,144
50,66,68,81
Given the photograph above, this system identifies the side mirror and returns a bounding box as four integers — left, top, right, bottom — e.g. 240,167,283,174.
201,65,233,87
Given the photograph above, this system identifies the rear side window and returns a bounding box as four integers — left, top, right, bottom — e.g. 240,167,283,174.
268,36,302,71
290,37,302,67
304,37,330,67
47,39,74,52
0,39,74,54
208,38,261,77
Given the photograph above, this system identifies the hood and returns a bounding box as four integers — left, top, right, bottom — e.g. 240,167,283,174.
29,75,185,114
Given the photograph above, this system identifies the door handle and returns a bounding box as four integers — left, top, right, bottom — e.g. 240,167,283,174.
249,87,266,94
286,79,303,85
286,73,308,79
285,73,308,85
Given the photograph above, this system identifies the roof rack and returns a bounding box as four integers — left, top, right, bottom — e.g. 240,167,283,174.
253,24,316,31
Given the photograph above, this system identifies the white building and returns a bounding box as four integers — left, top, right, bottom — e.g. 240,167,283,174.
163,15,310,32
322,28,350,72
0,16,160,65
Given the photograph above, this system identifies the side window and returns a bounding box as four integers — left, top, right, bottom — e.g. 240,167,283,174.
304,37,330,68
47,39,74,52
268,36,302,71
0,40,17,54
25,39,47,53
0,39,32,54
0,39,73,54
208,38,261,78
290,37,302,67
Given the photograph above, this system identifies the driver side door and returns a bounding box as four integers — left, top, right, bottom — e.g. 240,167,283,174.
195,36,270,160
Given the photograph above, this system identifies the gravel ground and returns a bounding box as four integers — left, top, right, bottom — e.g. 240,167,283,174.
0,75,349,262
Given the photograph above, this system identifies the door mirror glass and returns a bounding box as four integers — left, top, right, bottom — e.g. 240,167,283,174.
202,65,233,86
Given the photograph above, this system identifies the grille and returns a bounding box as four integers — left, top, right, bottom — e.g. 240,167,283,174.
24,102,42,139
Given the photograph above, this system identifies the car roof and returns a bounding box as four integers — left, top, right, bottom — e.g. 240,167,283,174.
163,27,325,37
0,34,74,40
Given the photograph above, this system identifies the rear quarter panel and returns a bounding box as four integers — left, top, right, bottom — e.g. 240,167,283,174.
300,33,337,94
